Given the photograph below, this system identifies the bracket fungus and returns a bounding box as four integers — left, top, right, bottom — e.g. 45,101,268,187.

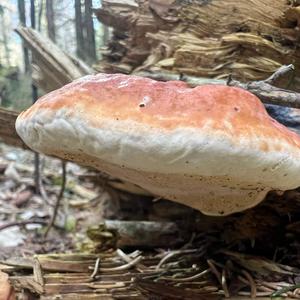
16,74,300,216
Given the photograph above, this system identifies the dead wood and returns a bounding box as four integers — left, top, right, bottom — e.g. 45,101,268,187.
4,245,300,299
0,107,27,149
95,0,300,91
87,220,186,249
44,161,66,238
0,27,93,149
14,27,94,93
4,25,300,152
136,65,300,109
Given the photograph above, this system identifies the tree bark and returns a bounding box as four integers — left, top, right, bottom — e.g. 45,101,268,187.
94,0,300,91
0,7,10,66
46,0,56,42
84,0,96,64
0,108,28,149
18,0,30,73
75,0,85,60
37,0,44,32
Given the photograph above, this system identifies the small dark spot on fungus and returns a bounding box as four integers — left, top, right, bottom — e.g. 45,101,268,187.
234,107,239,111
284,173,288,177
139,103,145,108
185,161,189,164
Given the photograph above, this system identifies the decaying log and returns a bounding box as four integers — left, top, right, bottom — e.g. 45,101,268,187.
0,107,27,149
95,0,300,91
15,27,94,93
2,66,300,149
3,26,300,151
87,220,186,249
0,27,93,148
136,65,300,109
3,245,300,299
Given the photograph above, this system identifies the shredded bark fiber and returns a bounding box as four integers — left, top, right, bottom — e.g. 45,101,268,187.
94,0,300,91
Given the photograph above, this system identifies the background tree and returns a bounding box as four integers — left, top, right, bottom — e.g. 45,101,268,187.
18,0,30,72
46,0,56,42
84,0,96,64
37,0,44,32
74,0,97,64
0,5,10,66
75,0,85,60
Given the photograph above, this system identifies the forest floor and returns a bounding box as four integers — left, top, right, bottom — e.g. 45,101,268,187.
2,142,300,298
0,142,107,259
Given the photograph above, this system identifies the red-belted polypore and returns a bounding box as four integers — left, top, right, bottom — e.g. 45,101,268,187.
16,74,300,216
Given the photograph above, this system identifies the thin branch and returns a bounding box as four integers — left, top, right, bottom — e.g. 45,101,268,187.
156,249,198,270
228,78,300,109
135,65,300,109
116,248,147,272
264,64,294,85
90,257,101,278
241,270,257,299
0,220,48,231
221,269,230,298
44,160,67,238
159,269,210,282
207,259,222,284
90,255,143,273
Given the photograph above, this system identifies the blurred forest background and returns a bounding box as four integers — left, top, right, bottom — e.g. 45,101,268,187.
0,0,108,110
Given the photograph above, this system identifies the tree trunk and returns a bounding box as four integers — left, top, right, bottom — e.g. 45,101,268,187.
84,0,96,64
18,0,30,73
75,0,85,60
46,0,56,42
37,0,44,32
0,8,10,66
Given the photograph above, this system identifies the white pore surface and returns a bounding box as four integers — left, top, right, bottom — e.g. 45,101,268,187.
16,107,300,215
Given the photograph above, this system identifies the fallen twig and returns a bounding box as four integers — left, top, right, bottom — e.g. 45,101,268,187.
158,269,210,282
271,284,300,298
207,259,222,284
156,249,198,270
116,249,147,272
90,257,101,278
135,65,300,109
0,220,48,231
44,160,66,238
91,255,143,272
241,270,256,299
221,269,230,298
264,64,295,85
